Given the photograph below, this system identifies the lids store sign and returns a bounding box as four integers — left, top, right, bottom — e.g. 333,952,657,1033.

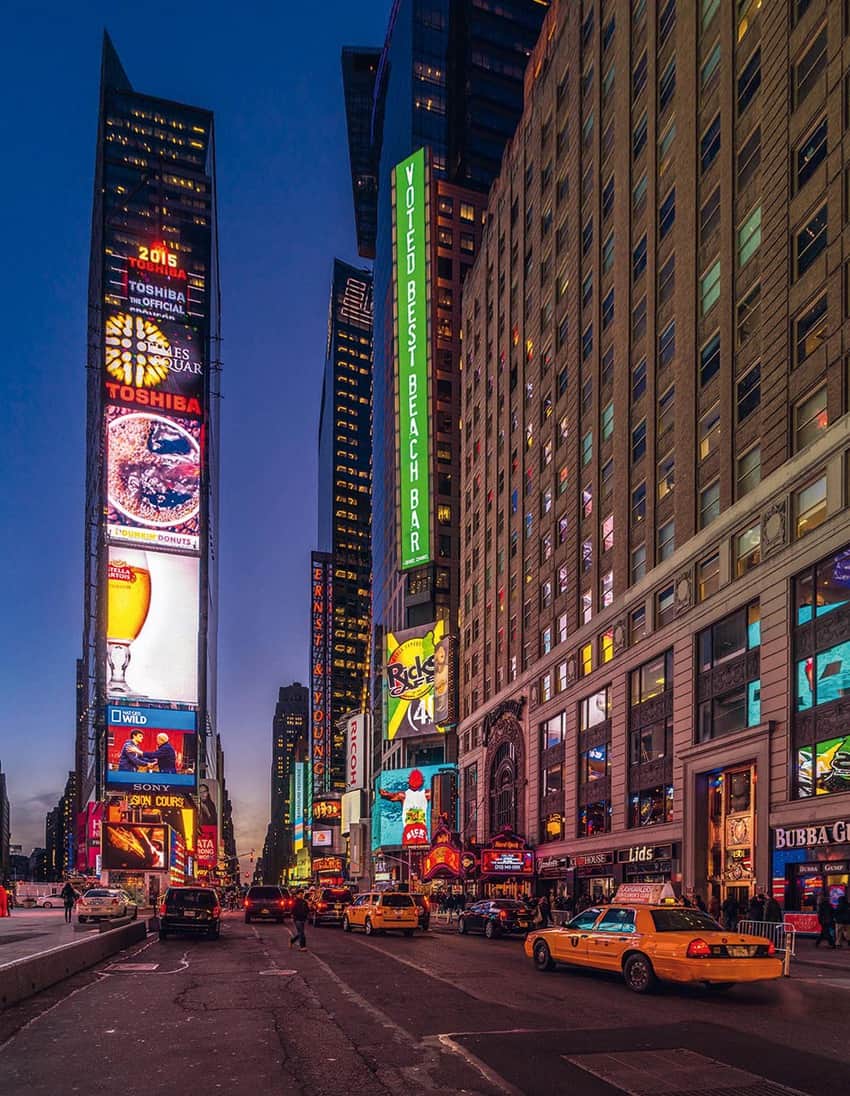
774,821,850,849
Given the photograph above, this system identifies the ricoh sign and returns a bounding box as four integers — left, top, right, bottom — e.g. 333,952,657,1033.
345,713,367,792
393,147,432,570
774,821,850,849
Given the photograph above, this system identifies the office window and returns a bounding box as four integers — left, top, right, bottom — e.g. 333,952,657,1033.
659,59,676,112
658,255,675,307
582,325,593,362
601,346,614,388
659,0,676,44
632,420,647,463
582,485,593,518
736,363,760,422
701,114,720,173
601,458,614,499
797,118,827,191
736,282,761,346
737,126,761,191
633,235,647,280
795,475,827,537
658,122,676,176
700,186,720,243
633,52,648,98
558,513,568,544
632,482,647,525
582,538,593,574
657,385,675,437
735,524,761,576
702,0,720,29
580,641,593,677
738,205,761,267
796,205,827,277
601,402,614,442
602,232,615,273
602,513,614,552
701,260,720,315
794,386,828,451
582,272,593,308
603,63,615,106
630,605,647,644
631,544,647,583
657,453,675,500
581,592,593,626
602,175,615,220
737,0,759,40
794,26,827,106
632,358,647,402
697,553,720,601
658,520,675,561
737,48,761,115
736,446,761,498
632,649,673,705
699,404,720,460
603,14,616,51
633,113,648,158
701,42,720,92
795,295,827,366
558,612,568,646
633,173,647,215
602,289,615,330
582,432,593,467
657,584,675,626
582,219,593,256
601,570,614,608
659,321,676,368
659,188,676,238
700,481,721,528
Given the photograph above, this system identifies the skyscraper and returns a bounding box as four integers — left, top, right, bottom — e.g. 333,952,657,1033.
317,261,374,789
458,0,850,910
263,683,309,884
82,34,221,884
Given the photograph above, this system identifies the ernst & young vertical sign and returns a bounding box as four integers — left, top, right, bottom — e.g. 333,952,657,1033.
394,147,432,570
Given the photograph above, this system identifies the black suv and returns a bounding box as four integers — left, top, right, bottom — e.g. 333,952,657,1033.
244,885,291,924
159,886,221,940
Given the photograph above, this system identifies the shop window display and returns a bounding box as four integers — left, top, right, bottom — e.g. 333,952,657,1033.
629,785,674,828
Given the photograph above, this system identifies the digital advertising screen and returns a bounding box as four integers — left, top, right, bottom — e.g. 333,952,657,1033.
106,406,202,552
371,764,456,850
385,620,446,741
104,234,207,324
105,705,197,788
797,736,850,796
104,311,204,418
106,547,199,704
797,643,850,710
481,849,535,876
102,823,169,871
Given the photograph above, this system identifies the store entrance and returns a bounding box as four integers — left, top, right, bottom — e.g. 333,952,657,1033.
706,764,757,907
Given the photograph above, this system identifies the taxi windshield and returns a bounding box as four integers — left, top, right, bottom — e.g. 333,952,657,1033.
650,908,722,932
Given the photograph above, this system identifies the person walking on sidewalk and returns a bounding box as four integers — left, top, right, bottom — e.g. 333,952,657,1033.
815,892,836,948
61,881,77,924
834,895,850,947
289,892,309,951
764,895,783,923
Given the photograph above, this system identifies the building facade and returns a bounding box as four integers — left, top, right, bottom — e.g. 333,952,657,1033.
459,0,850,912
0,761,9,880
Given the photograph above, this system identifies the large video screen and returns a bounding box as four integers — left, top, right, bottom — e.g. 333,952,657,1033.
105,705,197,789
371,764,456,850
104,312,204,417
797,736,850,796
106,406,201,552
106,548,199,704
102,823,169,870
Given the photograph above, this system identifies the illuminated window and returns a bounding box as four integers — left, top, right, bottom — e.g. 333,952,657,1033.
795,475,827,538
580,642,594,677
794,386,828,452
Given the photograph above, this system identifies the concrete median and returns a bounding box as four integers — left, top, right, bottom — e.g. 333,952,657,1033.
0,918,150,1009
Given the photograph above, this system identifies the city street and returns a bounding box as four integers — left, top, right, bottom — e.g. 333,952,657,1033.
2,915,850,1095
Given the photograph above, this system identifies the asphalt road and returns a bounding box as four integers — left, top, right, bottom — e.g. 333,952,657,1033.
1,912,849,1096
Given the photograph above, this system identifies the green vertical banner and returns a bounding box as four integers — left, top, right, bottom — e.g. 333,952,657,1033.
394,147,431,570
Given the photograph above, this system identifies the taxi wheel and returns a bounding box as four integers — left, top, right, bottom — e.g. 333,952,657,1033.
623,953,657,994
485,921,499,940
457,917,467,934
704,982,734,992
342,917,352,933
365,917,374,936
533,940,556,972
403,930,414,937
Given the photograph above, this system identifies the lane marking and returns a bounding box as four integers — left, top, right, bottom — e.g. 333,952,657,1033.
432,1034,522,1096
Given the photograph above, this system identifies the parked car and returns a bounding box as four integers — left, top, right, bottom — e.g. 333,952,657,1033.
308,887,354,926
457,899,533,939
159,886,221,940
77,888,138,923
411,893,431,931
342,892,419,936
34,894,67,909
244,885,291,924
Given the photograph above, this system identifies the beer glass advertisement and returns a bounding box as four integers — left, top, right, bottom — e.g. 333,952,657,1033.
385,620,449,741
105,705,197,789
106,406,202,552
102,823,169,871
106,547,199,704
104,312,204,418
371,765,456,850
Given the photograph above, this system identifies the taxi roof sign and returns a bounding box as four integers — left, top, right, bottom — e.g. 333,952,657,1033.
613,882,679,905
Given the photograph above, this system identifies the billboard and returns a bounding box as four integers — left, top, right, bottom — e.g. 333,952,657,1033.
196,779,219,868
310,553,333,793
102,822,169,870
106,547,199,704
104,312,204,418
104,234,207,324
119,790,196,852
372,764,456,850
385,620,446,740
105,705,197,788
106,406,202,552
312,828,333,847
393,147,432,570
293,761,306,853
345,713,367,791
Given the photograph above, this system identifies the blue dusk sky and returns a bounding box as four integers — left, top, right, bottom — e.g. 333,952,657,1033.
0,2,388,863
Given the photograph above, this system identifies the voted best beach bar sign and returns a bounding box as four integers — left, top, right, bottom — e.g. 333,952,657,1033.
394,147,431,570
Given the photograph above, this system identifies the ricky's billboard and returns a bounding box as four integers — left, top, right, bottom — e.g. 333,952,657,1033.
393,147,431,570
385,620,448,740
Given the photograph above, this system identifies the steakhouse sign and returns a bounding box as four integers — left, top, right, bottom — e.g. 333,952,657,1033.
394,147,431,570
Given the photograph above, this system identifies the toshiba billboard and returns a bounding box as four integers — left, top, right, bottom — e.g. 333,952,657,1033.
345,712,368,792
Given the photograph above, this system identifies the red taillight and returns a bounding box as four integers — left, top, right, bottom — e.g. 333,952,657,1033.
112,899,120,906
319,902,328,910
499,909,509,920
244,898,249,908
279,899,286,907
767,940,776,956
158,901,166,916
212,906,221,918
686,938,712,959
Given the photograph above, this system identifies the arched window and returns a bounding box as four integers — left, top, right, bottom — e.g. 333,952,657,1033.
489,740,517,833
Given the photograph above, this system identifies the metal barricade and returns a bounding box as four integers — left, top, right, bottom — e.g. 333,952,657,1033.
736,919,796,975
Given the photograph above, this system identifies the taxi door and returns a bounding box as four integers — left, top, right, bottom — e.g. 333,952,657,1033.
585,907,638,971
348,893,372,929
551,907,603,966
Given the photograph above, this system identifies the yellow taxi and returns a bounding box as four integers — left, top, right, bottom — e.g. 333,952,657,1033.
342,891,419,936
524,884,783,993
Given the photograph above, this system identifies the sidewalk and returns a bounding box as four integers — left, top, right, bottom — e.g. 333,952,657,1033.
792,940,850,974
